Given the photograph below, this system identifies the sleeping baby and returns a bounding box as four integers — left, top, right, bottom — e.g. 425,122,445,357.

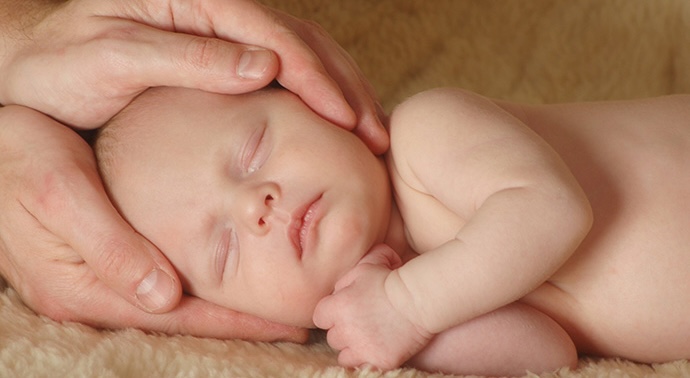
89,85,690,376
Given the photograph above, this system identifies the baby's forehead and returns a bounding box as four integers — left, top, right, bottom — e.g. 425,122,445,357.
105,86,307,152
107,88,219,142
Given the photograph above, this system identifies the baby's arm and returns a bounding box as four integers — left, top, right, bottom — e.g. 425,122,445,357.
408,302,576,376
386,88,592,335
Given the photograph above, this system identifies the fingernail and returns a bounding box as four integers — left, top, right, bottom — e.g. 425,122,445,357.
136,269,175,312
238,49,273,80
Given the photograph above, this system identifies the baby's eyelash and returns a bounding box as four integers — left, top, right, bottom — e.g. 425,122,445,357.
215,231,230,282
216,228,239,282
243,125,269,174
247,161,259,174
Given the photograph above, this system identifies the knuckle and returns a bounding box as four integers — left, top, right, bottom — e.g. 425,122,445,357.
28,160,92,215
184,37,223,72
93,23,142,42
29,168,77,215
92,237,137,282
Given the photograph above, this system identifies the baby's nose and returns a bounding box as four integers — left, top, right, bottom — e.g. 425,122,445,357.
239,182,282,234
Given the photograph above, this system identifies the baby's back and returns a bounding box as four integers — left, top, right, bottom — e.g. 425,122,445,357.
501,95,690,362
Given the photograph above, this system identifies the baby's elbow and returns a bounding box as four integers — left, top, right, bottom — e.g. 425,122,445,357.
559,187,593,251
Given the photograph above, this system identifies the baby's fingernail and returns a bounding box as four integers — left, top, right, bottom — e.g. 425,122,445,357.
238,49,273,80
136,269,175,312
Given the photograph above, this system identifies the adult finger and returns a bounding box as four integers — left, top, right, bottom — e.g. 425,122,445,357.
0,18,280,129
87,291,309,342
281,16,390,154
34,263,307,342
124,25,281,94
39,170,181,313
14,109,182,313
120,0,358,129
170,296,309,342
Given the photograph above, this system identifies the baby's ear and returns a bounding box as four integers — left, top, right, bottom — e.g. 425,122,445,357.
358,244,402,270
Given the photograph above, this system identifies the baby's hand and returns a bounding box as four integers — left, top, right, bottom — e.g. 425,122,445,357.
313,244,433,370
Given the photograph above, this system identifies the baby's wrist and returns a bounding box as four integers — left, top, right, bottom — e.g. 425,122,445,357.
383,270,434,337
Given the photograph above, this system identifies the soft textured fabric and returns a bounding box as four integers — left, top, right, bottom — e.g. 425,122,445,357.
2,1,689,377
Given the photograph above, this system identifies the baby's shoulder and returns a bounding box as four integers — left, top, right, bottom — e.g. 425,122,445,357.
387,87,529,176
388,87,479,143
389,88,471,162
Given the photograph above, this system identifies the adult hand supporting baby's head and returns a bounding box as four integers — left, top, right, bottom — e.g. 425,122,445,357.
0,0,383,341
0,0,388,153
0,105,307,342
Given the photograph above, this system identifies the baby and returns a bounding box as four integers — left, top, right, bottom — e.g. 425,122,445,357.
94,86,690,377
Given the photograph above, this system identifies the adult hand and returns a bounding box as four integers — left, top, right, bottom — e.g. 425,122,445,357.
0,0,384,340
0,105,307,343
313,245,432,370
0,0,388,153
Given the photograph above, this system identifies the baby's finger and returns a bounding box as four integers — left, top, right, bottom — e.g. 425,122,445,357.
312,294,340,330
337,348,368,369
323,327,349,352
357,244,403,269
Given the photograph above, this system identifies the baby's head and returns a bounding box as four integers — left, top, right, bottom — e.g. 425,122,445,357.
95,87,391,327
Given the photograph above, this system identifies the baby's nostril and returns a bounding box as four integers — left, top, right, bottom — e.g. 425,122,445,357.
265,194,273,204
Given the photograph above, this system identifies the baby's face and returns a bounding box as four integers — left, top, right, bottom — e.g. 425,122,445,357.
102,88,390,327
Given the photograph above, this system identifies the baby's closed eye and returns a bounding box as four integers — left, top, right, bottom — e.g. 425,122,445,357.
242,124,270,174
215,227,239,283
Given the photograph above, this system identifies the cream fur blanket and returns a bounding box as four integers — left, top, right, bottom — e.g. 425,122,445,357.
2,1,690,377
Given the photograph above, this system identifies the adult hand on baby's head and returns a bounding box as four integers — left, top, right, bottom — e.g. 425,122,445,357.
0,0,382,338
0,0,388,152
313,244,432,370
0,105,306,343
272,8,389,154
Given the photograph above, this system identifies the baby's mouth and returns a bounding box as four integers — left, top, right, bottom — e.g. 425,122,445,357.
290,194,323,259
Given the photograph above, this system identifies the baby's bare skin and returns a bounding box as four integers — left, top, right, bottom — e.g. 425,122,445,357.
507,96,690,362
396,91,690,364
94,86,689,376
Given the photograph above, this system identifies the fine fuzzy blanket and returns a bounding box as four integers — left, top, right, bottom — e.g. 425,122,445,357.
2,1,690,377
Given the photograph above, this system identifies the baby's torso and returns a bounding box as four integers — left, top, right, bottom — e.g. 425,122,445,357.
389,94,690,362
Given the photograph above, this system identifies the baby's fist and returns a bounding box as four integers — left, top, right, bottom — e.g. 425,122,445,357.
313,244,430,370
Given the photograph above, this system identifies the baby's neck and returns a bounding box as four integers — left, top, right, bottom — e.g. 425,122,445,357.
383,202,417,264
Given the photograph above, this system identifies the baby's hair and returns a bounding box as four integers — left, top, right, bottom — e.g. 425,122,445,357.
92,123,120,188
92,89,164,190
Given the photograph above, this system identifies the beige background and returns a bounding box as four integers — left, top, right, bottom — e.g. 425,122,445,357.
2,1,689,377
